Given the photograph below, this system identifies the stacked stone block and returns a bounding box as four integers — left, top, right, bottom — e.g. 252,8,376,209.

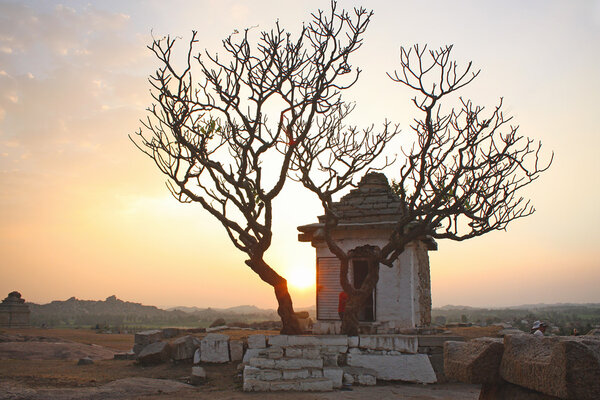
242,334,438,391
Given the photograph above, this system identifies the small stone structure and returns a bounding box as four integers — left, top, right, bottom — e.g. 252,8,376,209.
242,333,462,391
444,334,600,399
0,291,30,328
297,173,437,334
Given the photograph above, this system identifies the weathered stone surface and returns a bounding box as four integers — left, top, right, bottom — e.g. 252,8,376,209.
359,335,418,353
298,379,334,391
249,357,275,369
190,366,206,385
248,334,266,349
347,336,359,347
193,348,201,364
302,347,320,359
323,367,343,388
200,333,229,363
77,357,94,365
273,357,323,369
137,341,171,365
479,381,562,400
267,335,288,347
244,366,282,381
288,335,320,346
242,348,263,363
282,369,309,379
343,372,354,385
285,347,302,358
171,335,201,361
133,330,163,354
266,347,284,359
347,353,436,383
318,336,348,346
320,345,348,353
500,335,600,400
444,338,503,384
229,339,244,362
243,378,271,391
245,378,333,392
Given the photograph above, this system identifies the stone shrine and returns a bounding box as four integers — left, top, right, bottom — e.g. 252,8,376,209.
297,173,436,334
0,291,30,328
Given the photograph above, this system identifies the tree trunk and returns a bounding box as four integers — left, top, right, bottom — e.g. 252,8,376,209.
245,258,301,334
339,245,380,336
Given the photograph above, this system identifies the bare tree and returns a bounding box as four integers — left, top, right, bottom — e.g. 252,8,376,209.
295,44,552,335
131,3,383,333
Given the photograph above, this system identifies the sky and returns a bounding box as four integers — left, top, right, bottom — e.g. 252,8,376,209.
0,0,598,310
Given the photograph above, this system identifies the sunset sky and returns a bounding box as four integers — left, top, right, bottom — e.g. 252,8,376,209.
1,0,598,310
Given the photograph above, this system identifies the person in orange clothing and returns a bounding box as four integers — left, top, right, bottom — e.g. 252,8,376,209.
338,291,349,320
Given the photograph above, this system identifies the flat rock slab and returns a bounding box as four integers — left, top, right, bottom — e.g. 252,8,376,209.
0,342,115,360
359,335,418,353
444,338,503,384
500,334,600,400
347,353,436,383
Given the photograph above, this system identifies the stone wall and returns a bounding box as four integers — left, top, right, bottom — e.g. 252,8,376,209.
242,334,462,391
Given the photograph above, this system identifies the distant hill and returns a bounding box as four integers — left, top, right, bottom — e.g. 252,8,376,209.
27,296,283,329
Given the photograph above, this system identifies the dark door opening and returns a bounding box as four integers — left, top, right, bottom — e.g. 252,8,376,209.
352,259,375,321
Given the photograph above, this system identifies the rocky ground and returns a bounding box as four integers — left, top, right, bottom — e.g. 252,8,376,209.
0,328,482,400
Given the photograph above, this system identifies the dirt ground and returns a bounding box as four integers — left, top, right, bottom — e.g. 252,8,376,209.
0,328,482,400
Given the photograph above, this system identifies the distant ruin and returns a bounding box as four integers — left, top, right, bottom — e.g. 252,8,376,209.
0,291,30,328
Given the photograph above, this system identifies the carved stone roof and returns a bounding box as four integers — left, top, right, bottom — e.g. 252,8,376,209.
317,172,404,224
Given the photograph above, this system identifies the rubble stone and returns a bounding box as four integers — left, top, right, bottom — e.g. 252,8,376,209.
133,330,163,354
137,341,171,365
171,335,201,361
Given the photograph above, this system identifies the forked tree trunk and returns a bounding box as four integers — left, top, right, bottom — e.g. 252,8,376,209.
339,245,380,336
245,258,301,334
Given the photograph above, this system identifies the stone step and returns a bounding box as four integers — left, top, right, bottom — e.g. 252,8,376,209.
243,378,334,392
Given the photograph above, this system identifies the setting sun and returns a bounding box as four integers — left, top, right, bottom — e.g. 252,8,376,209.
286,264,316,290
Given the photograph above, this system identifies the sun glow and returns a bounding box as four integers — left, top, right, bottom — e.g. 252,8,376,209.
286,264,316,290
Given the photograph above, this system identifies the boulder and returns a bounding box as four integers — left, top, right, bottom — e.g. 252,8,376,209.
347,353,436,383
500,335,600,400
171,335,201,361
77,357,94,365
200,333,230,363
133,330,163,354
137,341,171,365
444,338,504,384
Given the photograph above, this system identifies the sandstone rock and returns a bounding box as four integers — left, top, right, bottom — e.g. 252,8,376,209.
444,338,504,384
247,334,266,349
171,335,201,361
190,366,206,385
500,334,600,400
77,357,94,365
137,341,171,365
200,333,230,363
133,330,163,354
229,339,244,362
347,353,436,383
